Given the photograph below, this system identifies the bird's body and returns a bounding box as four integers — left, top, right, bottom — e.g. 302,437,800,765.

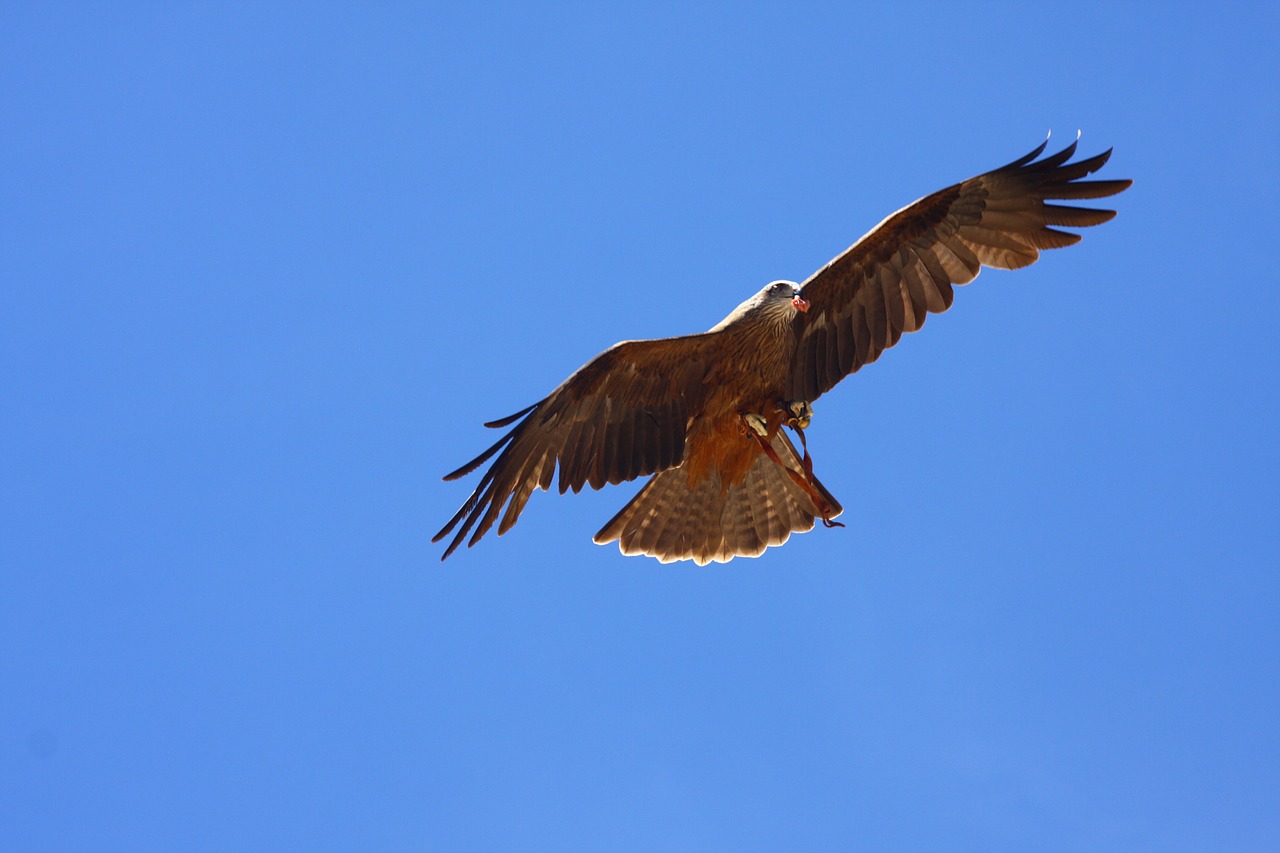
682,287,803,488
435,138,1131,564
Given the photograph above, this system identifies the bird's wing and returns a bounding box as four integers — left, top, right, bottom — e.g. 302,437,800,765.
787,138,1131,403
434,334,715,558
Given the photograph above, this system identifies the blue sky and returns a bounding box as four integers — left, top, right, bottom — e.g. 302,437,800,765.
3,2,1277,850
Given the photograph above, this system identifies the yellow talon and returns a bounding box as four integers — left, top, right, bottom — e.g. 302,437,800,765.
742,413,769,438
786,401,813,429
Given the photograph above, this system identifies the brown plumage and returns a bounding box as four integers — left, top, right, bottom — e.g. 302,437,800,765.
435,137,1131,564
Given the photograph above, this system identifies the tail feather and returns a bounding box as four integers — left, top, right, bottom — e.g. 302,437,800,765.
593,430,842,565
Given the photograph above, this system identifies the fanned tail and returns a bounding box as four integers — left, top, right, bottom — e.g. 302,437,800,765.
593,431,842,565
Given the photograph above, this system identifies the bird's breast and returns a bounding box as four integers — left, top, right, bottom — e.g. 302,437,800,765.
680,325,798,492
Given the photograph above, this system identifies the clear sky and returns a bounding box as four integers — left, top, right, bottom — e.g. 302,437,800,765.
3,2,1278,851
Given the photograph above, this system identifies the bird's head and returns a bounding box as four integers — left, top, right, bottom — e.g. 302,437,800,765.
765,279,810,314
710,279,809,332
755,280,810,320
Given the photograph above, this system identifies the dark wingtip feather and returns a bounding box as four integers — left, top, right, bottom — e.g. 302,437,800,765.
1047,147,1116,183
1041,204,1118,227
1000,136,1051,171
433,486,483,543
1046,178,1132,200
1032,137,1081,170
1087,147,1115,171
442,429,520,481
440,532,465,560
436,477,503,557
484,402,540,429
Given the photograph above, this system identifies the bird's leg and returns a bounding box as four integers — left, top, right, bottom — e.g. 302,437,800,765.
786,422,817,487
784,422,843,527
738,402,809,438
746,408,846,530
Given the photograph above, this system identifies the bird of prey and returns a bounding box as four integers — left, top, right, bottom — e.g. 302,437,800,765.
435,137,1130,564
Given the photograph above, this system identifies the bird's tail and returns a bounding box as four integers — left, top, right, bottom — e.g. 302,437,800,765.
593,430,842,565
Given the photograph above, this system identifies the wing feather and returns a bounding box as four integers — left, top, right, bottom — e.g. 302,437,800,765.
615,411,636,483
557,419,587,494
435,335,712,558
788,139,1131,402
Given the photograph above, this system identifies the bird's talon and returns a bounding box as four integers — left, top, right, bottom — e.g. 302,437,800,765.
742,412,769,438
784,400,813,429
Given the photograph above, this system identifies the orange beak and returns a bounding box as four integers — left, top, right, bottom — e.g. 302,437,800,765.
792,295,810,313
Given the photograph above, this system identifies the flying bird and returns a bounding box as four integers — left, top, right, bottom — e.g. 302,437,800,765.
435,137,1130,564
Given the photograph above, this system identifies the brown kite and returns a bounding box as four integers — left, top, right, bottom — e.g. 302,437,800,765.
435,137,1130,564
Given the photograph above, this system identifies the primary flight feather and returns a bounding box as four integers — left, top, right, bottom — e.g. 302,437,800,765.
435,137,1131,564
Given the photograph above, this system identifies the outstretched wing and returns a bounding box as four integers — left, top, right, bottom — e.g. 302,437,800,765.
787,137,1132,402
434,335,714,559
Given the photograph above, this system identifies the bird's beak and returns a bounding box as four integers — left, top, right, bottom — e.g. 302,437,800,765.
792,295,810,313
